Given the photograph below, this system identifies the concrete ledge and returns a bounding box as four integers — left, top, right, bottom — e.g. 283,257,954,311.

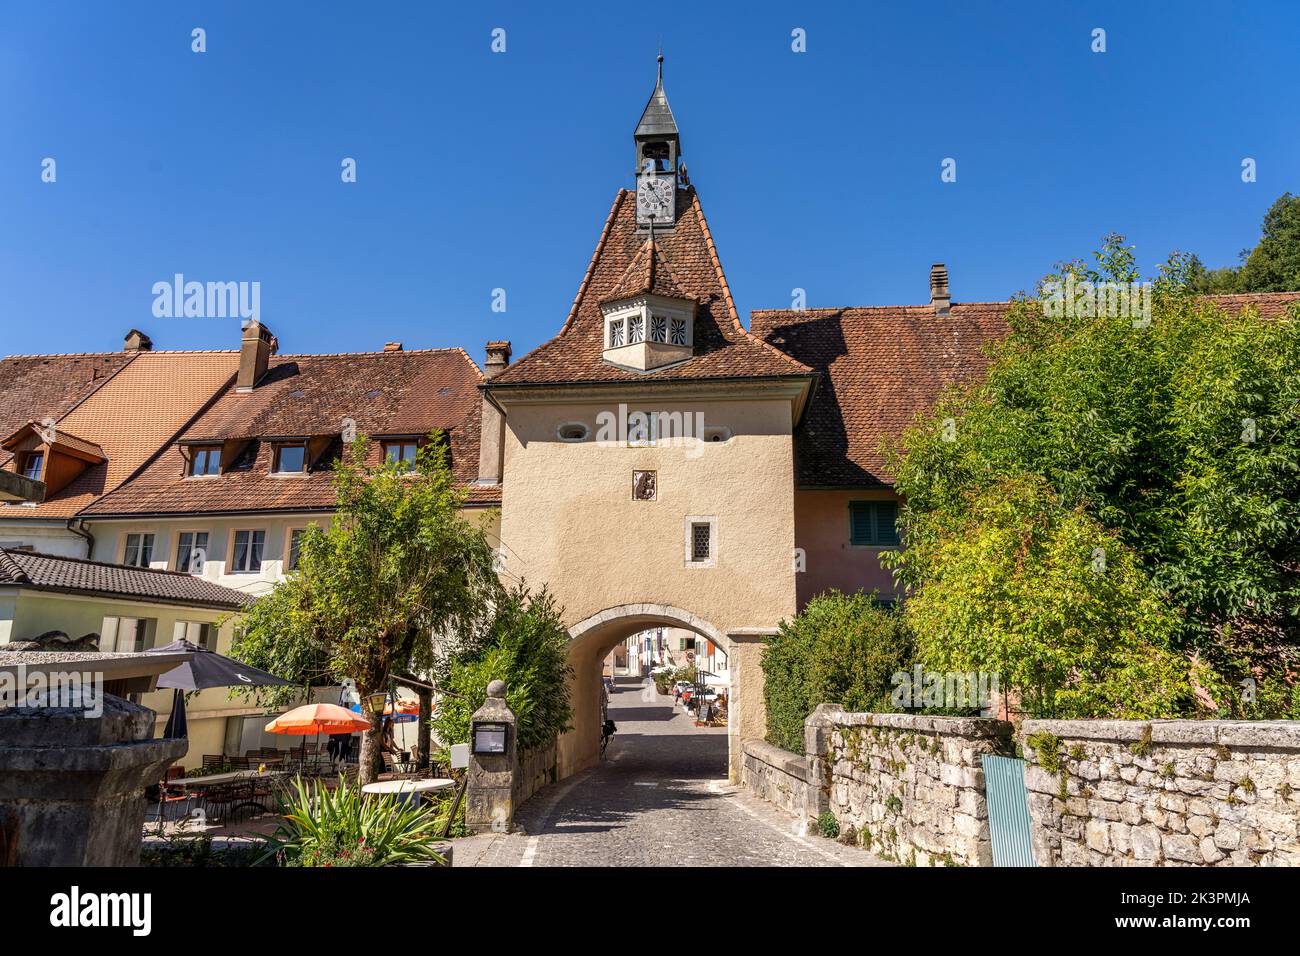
1022,718,1300,750
742,739,809,780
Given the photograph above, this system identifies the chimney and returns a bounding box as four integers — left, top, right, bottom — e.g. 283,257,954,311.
123,329,153,352
236,321,277,392
384,342,403,352
483,341,512,380
477,340,512,486
930,264,951,315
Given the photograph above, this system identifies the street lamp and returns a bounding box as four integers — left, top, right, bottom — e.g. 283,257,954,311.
364,691,388,716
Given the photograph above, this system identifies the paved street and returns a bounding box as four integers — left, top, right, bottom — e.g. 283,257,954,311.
455,677,887,867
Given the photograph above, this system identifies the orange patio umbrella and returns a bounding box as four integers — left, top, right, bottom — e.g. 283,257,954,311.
266,703,372,763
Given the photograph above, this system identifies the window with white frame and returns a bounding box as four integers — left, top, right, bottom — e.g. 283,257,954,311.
123,533,155,568
172,620,216,650
101,616,155,653
230,529,265,573
608,317,625,348
176,531,209,573
650,314,668,343
684,516,717,567
286,528,306,572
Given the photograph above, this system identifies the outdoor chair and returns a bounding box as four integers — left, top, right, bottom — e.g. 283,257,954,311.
202,754,227,771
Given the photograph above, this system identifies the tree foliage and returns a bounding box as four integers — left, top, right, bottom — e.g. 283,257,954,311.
1189,192,1300,294
430,583,573,753
233,434,500,778
762,591,913,752
885,237,1300,717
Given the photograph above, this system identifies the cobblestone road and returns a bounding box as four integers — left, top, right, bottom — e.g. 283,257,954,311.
455,677,888,867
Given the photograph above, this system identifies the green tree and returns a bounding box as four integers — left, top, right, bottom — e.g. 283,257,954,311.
885,237,1300,716
1190,192,1300,294
762,591,913,752
234,435,500,782
430,583,573,753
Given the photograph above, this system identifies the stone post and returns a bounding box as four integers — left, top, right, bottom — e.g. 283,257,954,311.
0,694,186,866
802,702,842,826
464,680,518,834
725,629,777,783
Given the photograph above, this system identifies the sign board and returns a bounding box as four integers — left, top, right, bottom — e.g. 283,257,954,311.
449,742,470,770
472,721,509,755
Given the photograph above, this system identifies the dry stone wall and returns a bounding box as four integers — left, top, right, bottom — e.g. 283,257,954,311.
741,739,812,818
806,706,1014,866
1021,719,1300,867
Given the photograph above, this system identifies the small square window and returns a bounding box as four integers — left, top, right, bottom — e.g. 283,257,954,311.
670,318,688,346
628,313,645,344
609,318,625,348
650,315,667,343
274,444,307,474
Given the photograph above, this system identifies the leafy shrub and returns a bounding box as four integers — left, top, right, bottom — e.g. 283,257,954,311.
762,591,913,752
816,811,840,839
260,775,446,867
431,583,573,753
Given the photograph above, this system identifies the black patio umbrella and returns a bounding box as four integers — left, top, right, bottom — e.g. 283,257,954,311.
146,638,292,739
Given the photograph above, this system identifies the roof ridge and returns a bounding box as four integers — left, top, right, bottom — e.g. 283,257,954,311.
273,347,475,359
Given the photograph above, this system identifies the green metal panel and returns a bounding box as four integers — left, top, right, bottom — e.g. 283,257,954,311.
982,755,1037,867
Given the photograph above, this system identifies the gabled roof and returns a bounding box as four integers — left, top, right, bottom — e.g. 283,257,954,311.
0,352,136,465
82,348,493,517
0,351,239,519
2,422,105,461
491,188,812,387
753,290,1300,489
602,236,693,304
0,547,254,610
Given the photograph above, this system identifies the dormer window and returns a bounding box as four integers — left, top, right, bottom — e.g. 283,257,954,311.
273,443,307,474
609,318,625,348
650,315,667,343
20,452,44,481
628,313,645,344
383,441,419,471
670,318,688,346
188,446,221,477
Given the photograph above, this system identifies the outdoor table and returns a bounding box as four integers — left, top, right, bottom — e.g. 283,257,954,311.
361,778,454,807
172,769,287,819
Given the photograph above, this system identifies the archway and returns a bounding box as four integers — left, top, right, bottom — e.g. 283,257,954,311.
560,603,743,779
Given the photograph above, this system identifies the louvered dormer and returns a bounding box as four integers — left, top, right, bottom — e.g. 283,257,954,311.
600,236,697,372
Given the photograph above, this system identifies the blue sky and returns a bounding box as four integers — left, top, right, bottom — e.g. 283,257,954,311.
2,1,1298,361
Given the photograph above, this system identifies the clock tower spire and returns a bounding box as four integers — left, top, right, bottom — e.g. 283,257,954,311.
634,53,680,231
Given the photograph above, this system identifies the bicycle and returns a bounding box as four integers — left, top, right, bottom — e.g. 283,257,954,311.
599,719,617,760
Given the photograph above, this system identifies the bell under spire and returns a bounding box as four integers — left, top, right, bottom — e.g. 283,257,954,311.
633,54,681,230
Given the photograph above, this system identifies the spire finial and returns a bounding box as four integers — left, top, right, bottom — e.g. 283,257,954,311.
657,51,664,85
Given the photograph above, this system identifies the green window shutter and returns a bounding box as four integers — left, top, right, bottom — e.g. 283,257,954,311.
876,500,900,545
849,502,873,545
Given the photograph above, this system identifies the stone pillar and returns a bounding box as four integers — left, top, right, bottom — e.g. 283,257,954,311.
725,629,776,783
464,680,518,834
802,703,843,826
0,694,185,866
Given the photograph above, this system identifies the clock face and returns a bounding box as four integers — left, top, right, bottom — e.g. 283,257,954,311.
637,177,673,220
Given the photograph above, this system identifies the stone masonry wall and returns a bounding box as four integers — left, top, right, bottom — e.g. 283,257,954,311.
513,739,557,808
807,706,1014,866
1022,719,1300,867
741,739,813,818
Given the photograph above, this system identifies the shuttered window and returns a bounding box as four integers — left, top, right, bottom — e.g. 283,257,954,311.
849,500,900,546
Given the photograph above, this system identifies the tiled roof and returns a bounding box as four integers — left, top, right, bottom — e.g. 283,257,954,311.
0,547,254,610
753,304,1012,487
753,291,1300,488
1,422,105,460
0,352,136,466
0,351,239,519
602,237,693,303
82,348,492,516
490,188,813,387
